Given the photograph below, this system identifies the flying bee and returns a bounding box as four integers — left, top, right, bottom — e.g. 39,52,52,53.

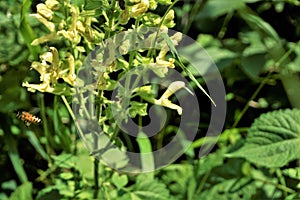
16,108,41,127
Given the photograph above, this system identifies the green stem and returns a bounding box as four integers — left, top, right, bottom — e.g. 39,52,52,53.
93,158,100,199
147,0,180,58
182,0,208,35
276,169,287,197
196,169,211,194
254,177,295,194
61,95,87,145
38,93,51,160
232,74,271,128
217,11,234,40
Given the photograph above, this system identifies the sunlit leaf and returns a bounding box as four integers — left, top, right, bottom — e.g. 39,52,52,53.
9,182,32,200
227,109,300,168
129,101,148,118
127,174,170,200
112,172,128,190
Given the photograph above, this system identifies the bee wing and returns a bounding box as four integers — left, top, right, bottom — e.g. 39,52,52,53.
29,107,40,115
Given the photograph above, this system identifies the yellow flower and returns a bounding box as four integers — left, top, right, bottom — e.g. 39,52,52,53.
156,32,182,63
45,0,60,10
30,13,55,32
165,9,174,21
76,19,104,43
30,10,57,45
153,81,193,115
22,47,83,94
36,3,54,20
128,0,149,18
57,6,81,44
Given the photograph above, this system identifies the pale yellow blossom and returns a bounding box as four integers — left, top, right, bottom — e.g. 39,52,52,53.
31,32,58,46
153,81,193,115
22,47,82,94
36,3,53,20
30,14,55,31
128,0,149,17
165,9,174,21
156,32,182,62
45,0,60,10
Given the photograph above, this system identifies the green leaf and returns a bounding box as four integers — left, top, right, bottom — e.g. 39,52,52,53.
238,7,280,42
197,0,246,18
36,186,61,200
197,148,226,176
9,182,32,200
84,0,109,10
161,164,194,200
51,154,75,168
227,109,300,168
287,42,300,73
241,53,267,79
177,58,216,106
240,31,267,56
5,135,28,183
1,180,17,191
112,172,128,190
73,154,94,180
162,32,216,106
129,101,148,118
59,172,73,180
137,132,154,173
197,177,256,200
282,167,300,180
128,174,170,200
26,131,49,160
157,0,172,5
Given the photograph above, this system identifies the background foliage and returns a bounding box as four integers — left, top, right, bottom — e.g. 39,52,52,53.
0,0,299,199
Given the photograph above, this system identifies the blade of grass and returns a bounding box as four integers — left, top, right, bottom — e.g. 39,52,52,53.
25,131,49,161
5,134,28,183
161,33,216,106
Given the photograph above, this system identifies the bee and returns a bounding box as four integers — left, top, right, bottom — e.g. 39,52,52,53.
16,109,42,127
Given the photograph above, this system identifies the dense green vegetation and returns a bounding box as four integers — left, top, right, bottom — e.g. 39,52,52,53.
0,0,300,199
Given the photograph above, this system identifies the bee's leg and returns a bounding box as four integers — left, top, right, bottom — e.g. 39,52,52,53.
25,121,31,127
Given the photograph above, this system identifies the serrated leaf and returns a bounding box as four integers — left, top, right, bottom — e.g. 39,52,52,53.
128,175,170,200
227,109,300,168
197,177,256,200
161,164,193,200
